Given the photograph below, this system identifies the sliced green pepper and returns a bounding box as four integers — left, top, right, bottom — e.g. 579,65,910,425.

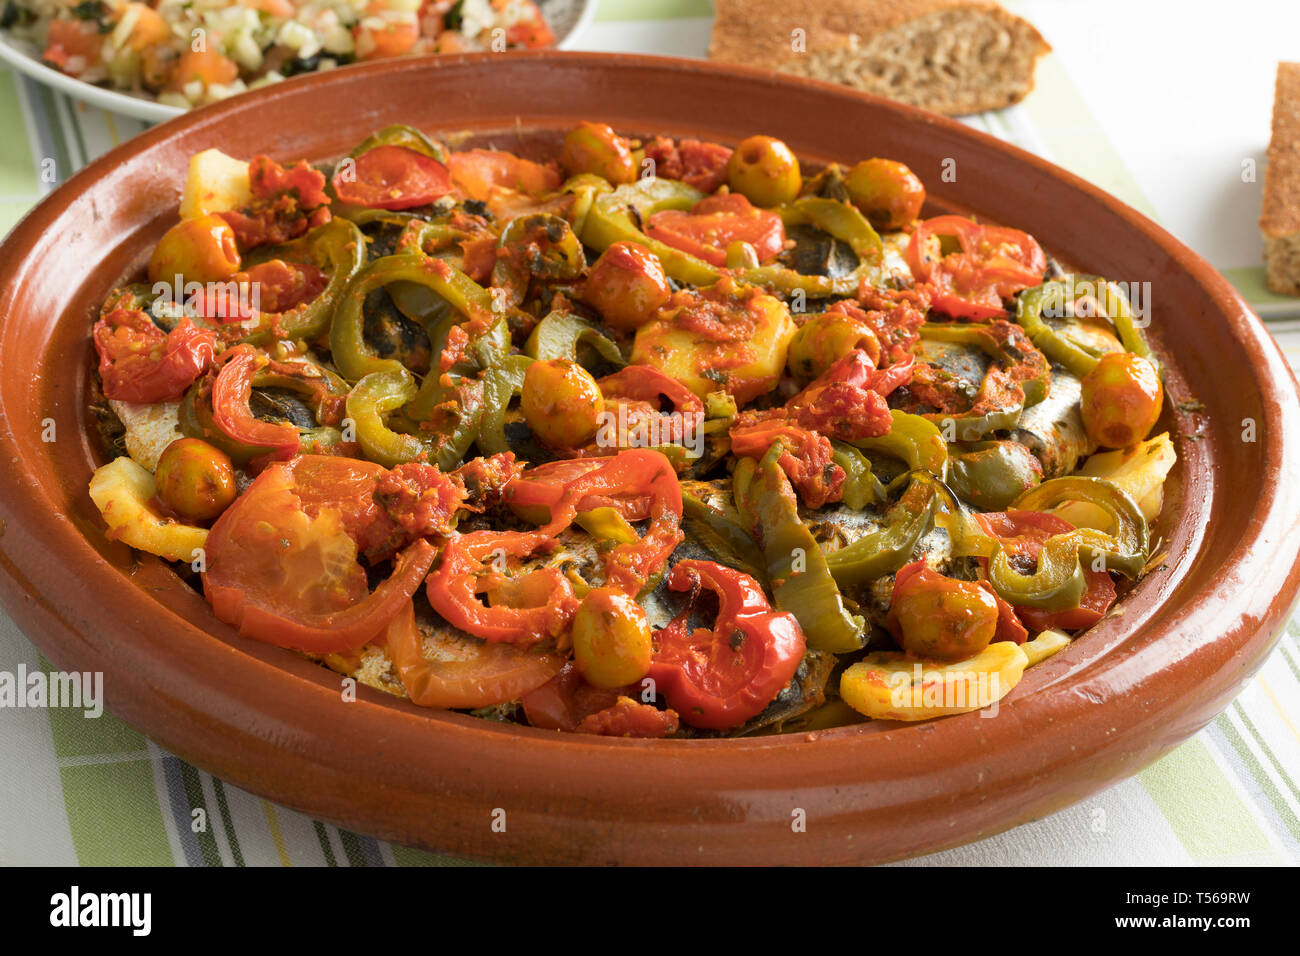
830,440,887,510
476,354,533,455
982,476,1150,609
1015,276,1159,379
348,123,447,164
851,409,949,479
346,367,484,470
733,442,866,653
579,177,719,286
824,475,939,588
1011,476,1149,575
237,217,365,346
562,173,614,237
330,253,494,383
525,311,625,366
681,490,768,583
786,196,883,261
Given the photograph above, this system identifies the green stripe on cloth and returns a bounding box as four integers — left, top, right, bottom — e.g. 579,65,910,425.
594,0,712,22
39,655,146,756
390,843,487,867
178,762,222,866
313,820,338,866
59,760,173,865
211,777,246,866
0,70,37,195
1138,737,1273,860
1211,712,1300,837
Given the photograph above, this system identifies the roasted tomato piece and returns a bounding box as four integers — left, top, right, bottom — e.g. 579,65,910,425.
202,460,435,653
649,560,805,730
425,530,579,645
92,299,216,404
447,148,561,200
521,662,679,738
907,215,1045,320
385,600,566,709
332,145,452,210
643,136,734,193
645,192,785,267
219,155,331,250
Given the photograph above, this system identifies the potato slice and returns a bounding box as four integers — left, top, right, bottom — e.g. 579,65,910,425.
839,641,1028,721
88,457,208,563
1023,629,1072,667
179,149,251,219
631,291,795,405
1052,432,1175,529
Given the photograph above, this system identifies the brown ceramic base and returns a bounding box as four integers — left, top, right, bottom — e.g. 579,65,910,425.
0,52,1297,865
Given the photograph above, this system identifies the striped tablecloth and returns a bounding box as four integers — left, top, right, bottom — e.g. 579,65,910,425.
2,0,1298,867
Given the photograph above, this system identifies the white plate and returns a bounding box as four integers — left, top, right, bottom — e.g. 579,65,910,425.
0,0,596,124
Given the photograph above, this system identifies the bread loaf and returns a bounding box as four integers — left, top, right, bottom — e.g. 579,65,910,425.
709,0,1050,116
1261,62,1300,297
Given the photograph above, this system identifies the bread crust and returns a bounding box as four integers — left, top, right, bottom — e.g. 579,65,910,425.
709,0,1050,86
1261,61,1300,238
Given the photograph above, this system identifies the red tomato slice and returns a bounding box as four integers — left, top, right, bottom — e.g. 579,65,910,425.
447,148,562,200
385,600,565,709
193,259,328,324
520,662,679,737
974,510,1117,631
93,311,216,404
286,455,405,561
203,460,435,653
425,530,578,645
210,345,299,460
504,458,655,525
907,215,1046,320
648,560,805,730
646,193,785,267
332,145,452,210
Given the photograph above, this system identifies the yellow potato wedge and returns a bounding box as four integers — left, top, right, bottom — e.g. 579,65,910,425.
1053,432,1175,529
179,148,251,219
88,457,208,563
840,641,1028,721
1023,629,1072,667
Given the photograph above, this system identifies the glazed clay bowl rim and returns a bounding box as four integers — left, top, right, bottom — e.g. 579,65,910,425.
1,51,1298,865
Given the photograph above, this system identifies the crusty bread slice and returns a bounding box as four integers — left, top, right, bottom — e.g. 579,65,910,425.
709,0,1050,116
1261,62,1300,296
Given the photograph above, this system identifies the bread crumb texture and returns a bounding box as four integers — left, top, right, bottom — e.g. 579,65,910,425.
1261,62,1300,295
709,0,1050,116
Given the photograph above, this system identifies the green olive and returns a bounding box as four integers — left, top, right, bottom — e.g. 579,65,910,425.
154,437,237,523
560,121,636,185
571,587,653,688
726,135,801,208
583,241,672,331
844,158,925,230
786,310,881,382
147,214,241,286
948,441,1043,511
893,567,998,663
520,358,604,449
1080,351,1163,449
